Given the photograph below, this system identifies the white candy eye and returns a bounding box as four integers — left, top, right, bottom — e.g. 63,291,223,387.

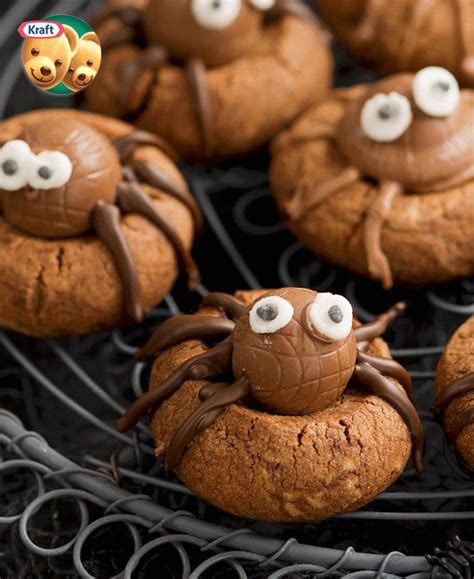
249,296,294,334
413,66,460,117
191,0,241,29
360,92,413,142
308,293,353,342
0,140,33,191
28,150,73,190
249,0,275,9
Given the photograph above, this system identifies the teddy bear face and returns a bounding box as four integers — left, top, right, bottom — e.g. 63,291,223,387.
0,118,121,238
63,32,102,92
22,26,79,90
144,0,272,67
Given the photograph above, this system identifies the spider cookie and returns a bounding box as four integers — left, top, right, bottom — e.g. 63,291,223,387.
118,288,424,522
86,0,332,161
0,109,201,337
316,0,474,87
271,67,474,288
433,316,474,468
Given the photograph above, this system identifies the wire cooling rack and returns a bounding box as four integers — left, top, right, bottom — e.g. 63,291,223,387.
1,1,474,578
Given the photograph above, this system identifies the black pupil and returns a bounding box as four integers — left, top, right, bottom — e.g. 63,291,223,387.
38,166,53,180
2,159,17,176
211,0,222,8
328,305,343,324
378,103,393,120
434,80,450,92
256,304,278,322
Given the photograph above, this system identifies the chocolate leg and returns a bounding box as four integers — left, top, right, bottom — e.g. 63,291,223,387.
164,376,251,470
117,181,201,290
354,302,406,344
185,57,211,153
357,350,412,398
130,159,203,232
119,45,168,117
352,362,424,473
136,315,235,361
364,180,401,289
201,292,246,320
92,201,142,323
117,340,233,432
285,167,359,220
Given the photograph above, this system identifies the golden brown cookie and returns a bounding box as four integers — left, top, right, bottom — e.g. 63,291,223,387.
117,289,423,522
316,0,474,87
270,71,474,288
86,0,332,161
434,316,474,468
0,109,200,337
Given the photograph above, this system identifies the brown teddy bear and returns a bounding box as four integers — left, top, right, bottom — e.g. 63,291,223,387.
63,32,102,92
22,25,79,90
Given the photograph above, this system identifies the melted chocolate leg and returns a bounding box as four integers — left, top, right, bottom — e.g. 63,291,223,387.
352,0,385,47
117,340,233,432
114,131,179,164
285,167,360,220
130,159,203,232
352,362,424,473
185,58,211,154
119,45,168,117
164,376,251,470
137,315,235,361
92,201,143,323
364,180,401,289
117,181,201,291
201,292,246,320
354,302,406,344
357,350,412,398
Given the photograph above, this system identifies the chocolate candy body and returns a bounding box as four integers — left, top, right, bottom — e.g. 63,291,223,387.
2,119,122,238
232,288,357,414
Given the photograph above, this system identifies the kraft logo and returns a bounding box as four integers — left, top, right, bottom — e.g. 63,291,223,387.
18,21,65,39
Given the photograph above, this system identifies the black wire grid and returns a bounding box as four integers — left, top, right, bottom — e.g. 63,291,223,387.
0,1,473,578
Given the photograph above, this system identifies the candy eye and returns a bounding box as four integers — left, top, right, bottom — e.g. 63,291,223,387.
249,0,275,9
249,296,294,334
307,293,353,342
28,150,73,190
191,0,241,30
412,66,460,117
360,92,413,142
0,140,33,191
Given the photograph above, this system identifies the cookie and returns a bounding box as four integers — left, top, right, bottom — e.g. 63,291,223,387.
86,0,332,161
270,68,474,288
0,109,201,337
434,316,474,468
316,0,474,87
118,288,423,522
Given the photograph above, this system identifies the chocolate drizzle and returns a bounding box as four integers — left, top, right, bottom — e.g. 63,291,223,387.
137,315,235,361
186,58,212,153
118,291,423,472
114,130,178,163
164,377,251,470
353,361,424,472
117,339,233,433
433,373,474,441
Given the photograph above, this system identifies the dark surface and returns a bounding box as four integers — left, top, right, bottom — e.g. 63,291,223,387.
0,1,473,578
